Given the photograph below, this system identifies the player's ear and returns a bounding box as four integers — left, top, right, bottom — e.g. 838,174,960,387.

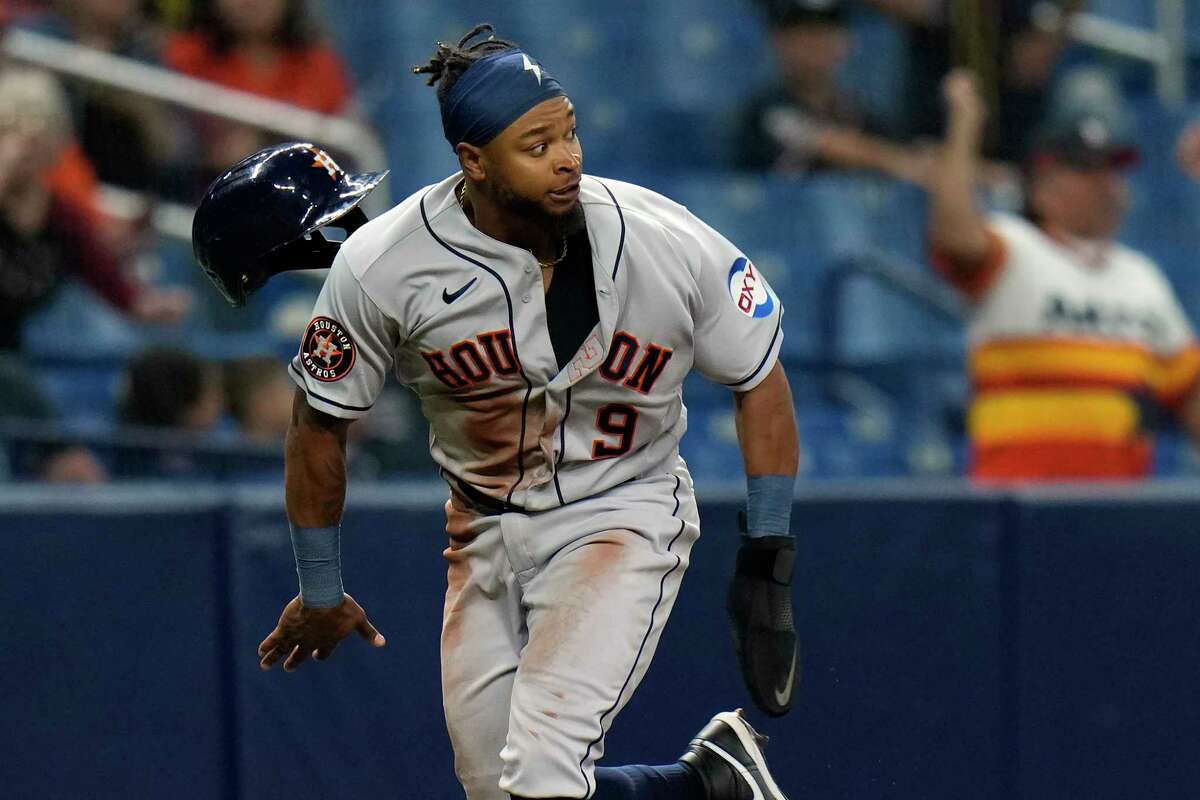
457,143,486,182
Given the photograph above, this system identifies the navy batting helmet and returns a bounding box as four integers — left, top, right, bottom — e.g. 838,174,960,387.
192,142,389,307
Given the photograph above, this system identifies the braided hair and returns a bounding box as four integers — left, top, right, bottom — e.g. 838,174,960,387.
412,24,520,104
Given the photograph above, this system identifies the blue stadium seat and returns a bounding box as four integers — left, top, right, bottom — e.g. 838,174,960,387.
579,102,729,176
35,361,125,426
681,363,933,480
642,0,773,111
627,172,948,362
1121,97,1200,317
679,396,911,481
1085,0,1155,31
1153,431,1200,476
506,2,658,104
53,0,1200,481
22,284,142,360
649,172,832,357
839,7,909,134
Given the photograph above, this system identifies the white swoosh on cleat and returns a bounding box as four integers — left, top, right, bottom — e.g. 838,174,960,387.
702,741,764,800
773,651,797,707
711,712,790,800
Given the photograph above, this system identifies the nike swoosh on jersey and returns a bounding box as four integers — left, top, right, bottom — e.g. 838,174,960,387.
773,650,797,707
442,277,477,304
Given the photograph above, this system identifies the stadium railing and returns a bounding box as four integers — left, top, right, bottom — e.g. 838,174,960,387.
1,27,392,238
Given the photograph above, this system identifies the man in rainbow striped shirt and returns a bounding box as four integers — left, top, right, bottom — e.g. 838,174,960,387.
928,71,1200,481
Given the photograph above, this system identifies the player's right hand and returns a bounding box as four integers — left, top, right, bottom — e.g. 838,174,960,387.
942,69,987,128
727,536,800,717
257,593,386,672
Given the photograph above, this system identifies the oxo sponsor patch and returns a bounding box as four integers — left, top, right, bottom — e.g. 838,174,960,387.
301,316,356,382
727,257,776,318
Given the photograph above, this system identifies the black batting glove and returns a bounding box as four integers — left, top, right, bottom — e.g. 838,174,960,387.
727,514,799,717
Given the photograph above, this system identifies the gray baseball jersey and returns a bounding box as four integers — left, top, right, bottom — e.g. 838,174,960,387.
289,172,785,799
289,172,784,509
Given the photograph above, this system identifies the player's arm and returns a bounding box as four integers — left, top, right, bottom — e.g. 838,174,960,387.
680,201,797,714
728,362,801,717
809,126,934,187
258,249,397,672
734,362,799,478
258,392,386,671
928,71,994,269
256,397,387,673
286,389,352,527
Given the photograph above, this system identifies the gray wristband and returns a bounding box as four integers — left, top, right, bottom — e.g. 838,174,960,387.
745,474,794,538
289,523,344,609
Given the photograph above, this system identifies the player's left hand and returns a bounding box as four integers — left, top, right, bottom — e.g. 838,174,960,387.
257,593,386,672
727,536,800,717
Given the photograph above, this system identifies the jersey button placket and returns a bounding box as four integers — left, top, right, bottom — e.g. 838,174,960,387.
523,259,536,303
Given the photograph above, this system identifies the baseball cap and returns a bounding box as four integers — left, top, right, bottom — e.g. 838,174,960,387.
764,0,846,28
1031,110,1139,170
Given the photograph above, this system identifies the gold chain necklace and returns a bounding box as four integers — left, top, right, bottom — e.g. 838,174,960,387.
536,238,568,270
457,181,567,270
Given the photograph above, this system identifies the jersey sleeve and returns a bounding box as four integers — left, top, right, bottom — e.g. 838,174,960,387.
928,227,1009,302
288,251,398,419
1148,285,1200,410
684,211,785,391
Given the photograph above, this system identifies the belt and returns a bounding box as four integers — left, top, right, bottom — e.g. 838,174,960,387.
454,478,528,516
452,474,642,515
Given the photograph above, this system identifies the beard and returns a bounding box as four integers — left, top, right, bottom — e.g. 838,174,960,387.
490,176,587,239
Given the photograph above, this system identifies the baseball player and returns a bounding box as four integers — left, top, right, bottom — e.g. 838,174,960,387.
198,24,800,800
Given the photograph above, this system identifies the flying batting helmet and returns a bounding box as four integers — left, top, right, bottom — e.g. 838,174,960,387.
192,142,389,307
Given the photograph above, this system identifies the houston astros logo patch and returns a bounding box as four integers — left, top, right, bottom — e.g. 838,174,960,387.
310,148,342,181
301,317,356,382
727,257,776,318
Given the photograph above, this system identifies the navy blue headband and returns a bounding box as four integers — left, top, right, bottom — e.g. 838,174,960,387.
440,49,566,148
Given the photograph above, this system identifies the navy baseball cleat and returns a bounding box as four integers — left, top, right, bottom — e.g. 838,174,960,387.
679,709,789,799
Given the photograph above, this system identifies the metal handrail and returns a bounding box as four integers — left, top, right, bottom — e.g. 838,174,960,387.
1154,0,1188,105
1067,6,1187,105
816,248,966,437
0,418,282,458
1069,12,1171,64
2,27,393,225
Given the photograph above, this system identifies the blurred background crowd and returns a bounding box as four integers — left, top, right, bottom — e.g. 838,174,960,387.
3,0,1200,485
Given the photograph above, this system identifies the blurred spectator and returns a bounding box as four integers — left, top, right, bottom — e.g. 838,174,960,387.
736,0,932,184
223,355,293,442
0,1,52,26
23,0,159,59
164,0,352,194
114,346,224,478
0,359,109,483
928,71,1200,482
0,67,189,354
14,0,181,193
119,347,223,431
866,0,1082,163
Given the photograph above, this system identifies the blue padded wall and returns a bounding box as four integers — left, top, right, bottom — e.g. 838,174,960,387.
0,489,233,800
1014,488,1200,799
